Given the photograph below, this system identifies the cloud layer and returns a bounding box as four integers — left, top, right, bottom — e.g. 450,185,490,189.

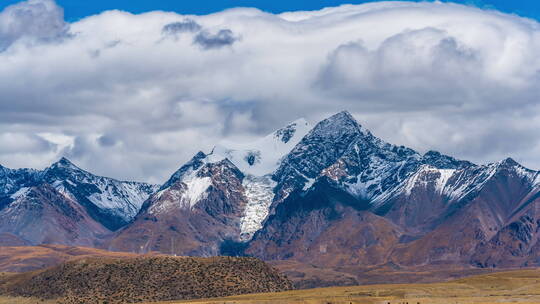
1,0,540,183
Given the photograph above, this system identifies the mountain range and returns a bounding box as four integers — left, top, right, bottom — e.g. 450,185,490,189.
0,157,158,246
2,111,540,282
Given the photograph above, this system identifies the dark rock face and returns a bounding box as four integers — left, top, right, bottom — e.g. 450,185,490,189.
422,150,474,169
275,121,299,143
273,111,366,194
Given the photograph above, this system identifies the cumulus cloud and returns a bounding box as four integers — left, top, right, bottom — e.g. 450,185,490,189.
0,0,69,51
317,27,482,107
0,0,539,183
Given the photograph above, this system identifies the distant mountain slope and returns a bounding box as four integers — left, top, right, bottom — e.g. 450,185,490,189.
41,158,159,230
0,184,108,247
0,158,158,246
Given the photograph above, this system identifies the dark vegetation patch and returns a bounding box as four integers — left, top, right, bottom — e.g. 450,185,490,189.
0,256,293,304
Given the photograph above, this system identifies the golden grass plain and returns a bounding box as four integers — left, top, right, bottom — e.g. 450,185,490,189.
158,269,540,304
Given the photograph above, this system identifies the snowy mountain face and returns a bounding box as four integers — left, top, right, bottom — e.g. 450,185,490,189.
0,166,39,196
0,166,40,211
213,118,312,176
120,110,540,258
116,111,493,256
108,156,248,256
40,158,159,230
270,111,478,210
0,158,159,235
243,112,540,270
134,119,313,244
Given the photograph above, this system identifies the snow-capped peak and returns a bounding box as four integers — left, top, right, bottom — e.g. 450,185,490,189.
212,117,312,176
274,118,309,143
307,110,366,139
496,157,537,183
51,157,79,169
161,151,209,190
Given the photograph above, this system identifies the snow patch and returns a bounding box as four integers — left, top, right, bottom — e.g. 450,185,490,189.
534,173,540,187
9,187,29,200
213,118,311,176
43,162,158,222
239,175,276,241
435,169,456,193
86,181,152,219
184,177,212,208
444,163,499,201
150,165,213,214
303,177,316,191
345,156,407,203
400,166,455,196
513,163,537,182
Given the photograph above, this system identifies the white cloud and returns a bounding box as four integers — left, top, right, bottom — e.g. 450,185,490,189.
0,0,69,51
0,0,539,183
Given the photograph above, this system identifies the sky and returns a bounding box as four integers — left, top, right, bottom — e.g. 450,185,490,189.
1,0,540,21
0,0,540,183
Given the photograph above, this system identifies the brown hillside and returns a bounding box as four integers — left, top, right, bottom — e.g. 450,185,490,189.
0,244,142,272
0,256,293,304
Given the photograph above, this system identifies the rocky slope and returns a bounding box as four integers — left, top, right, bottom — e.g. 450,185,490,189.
0,256,293,304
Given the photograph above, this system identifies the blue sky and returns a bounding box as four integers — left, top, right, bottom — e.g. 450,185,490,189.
0,0,539,21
